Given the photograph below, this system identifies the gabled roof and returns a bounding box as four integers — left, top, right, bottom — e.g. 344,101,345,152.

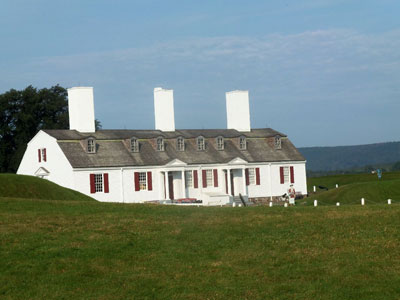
43,128,305,168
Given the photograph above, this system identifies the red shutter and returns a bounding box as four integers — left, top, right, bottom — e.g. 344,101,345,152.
38,149,41,162
225,172,228,194
90,174,95,193
202,170,207,188
290,166,295,183
280,167,284,184
245,169,249,186
43,148,47,162
134,172,140,191
147,171,152,191
104,173,109,193
193,170,198,188
256,168,260,185
213,169,218,187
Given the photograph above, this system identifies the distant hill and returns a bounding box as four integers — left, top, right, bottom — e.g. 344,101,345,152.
299,141,400,172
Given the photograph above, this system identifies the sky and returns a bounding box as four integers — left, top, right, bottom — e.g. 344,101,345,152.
1,0,400,147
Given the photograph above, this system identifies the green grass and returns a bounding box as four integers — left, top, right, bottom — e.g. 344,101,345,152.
0,174,94,201
304,171,400,206
1,198,400,299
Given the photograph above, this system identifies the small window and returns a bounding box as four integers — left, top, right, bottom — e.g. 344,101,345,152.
38,148,47,162
197,136,205,151
157,137,164,151
239,136,246,150
185,170,193,187
139,172,147,190
248,168,256,185
87,138,96,153
177,137,185,151
216,136,224,150
283,166,290,183
274,135,282,150
131,137,139,152
94,174,103,192
206,169,213,187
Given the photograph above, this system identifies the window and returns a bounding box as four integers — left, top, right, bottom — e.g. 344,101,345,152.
157,137,164,151
185,170,193,187
94,174,103,192
38,148,47,162
239,136,246,150
177,137,185,151
87,138,95,153
206,169,213,187
197,136,205,151
283,166,290,183
131,138,139,152
248,168,256,185
274,135,281,150
139,172,147,190
216,136,224,150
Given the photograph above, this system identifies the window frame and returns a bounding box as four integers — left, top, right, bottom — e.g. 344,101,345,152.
216,136,224,150
274,135,282,150
283,166,290,183
130,137,139,152
185,170,193,188
176,137,185,151
94,173,103,192
156,137,164,151
139,172,147,190
87,138,96,153
197,136,205,151
239,136,247,150
205,169,213,187
248,168,256,185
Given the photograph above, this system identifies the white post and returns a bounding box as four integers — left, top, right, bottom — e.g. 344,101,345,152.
232,202,236,207
336,184,338,188
269,202,273,207
361,198,365,205
238,203,242,207
227,169,232,195
241,168,247,196
284,203,288,207
181,170,186,199
313,186,316,192
336,202,340,206
165,171,170,200
314,200,318,207
388,199,392,205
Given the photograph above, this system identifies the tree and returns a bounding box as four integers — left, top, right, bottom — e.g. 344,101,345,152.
0,85,101,173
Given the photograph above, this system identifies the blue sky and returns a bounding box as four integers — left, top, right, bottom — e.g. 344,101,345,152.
1,0,400,147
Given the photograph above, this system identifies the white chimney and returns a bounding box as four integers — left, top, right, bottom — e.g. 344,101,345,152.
226,90,251,132
67,87,95,133
154,87,175,132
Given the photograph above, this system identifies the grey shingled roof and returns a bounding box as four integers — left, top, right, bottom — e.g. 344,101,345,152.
44,128,305,168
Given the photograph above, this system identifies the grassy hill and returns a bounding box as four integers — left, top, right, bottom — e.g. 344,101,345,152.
1,198,400,299
304,171,400,206
299,141,400,171
0,174,94,201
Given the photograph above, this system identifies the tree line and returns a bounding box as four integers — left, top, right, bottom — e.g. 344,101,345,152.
0,85,100,173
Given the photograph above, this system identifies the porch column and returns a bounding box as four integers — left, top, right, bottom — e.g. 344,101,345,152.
241,168,247,196
227,169,231,195
181,170,186,198
165,171,170,200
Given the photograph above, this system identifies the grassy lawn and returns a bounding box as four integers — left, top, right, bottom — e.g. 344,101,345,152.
1,198,400,299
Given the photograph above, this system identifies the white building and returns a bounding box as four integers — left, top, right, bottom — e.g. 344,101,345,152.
17,87,307,205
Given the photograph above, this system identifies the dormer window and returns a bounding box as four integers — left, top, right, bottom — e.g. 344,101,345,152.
239,136,246,150
197,136,205,151
157,137,164,151
87,138,96,153
176,137,185,151
216,136,224,150
274,135,282,150
130,137,139,152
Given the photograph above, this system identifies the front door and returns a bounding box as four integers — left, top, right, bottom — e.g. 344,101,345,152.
168,173,174,200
